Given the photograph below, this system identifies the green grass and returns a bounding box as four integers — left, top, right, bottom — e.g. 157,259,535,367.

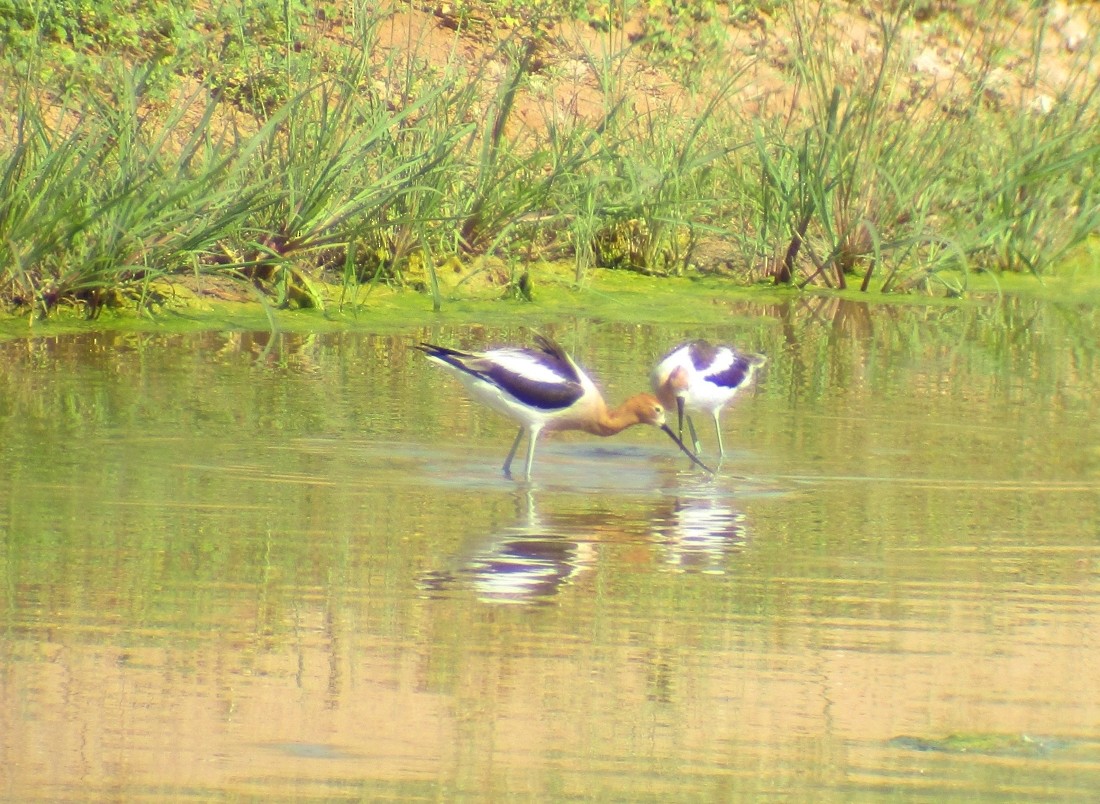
1,0,1098,318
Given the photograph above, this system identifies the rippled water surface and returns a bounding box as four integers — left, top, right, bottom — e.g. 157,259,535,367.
2,297,1099,799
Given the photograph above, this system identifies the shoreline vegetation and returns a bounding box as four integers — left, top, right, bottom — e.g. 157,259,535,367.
1,0,1098,323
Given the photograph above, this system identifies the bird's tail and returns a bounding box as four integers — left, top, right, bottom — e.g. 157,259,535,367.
416,342,468,360
415,342,478,374
529,329,570,364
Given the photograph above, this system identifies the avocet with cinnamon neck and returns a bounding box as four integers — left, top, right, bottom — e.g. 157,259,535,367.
651,340,765,458
418,333,712,481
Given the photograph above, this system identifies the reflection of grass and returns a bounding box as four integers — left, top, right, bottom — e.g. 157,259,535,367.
1,0,1098,317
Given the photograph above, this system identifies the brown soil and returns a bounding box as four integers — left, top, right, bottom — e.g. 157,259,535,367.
4,3,1095,156
368,1,1099,134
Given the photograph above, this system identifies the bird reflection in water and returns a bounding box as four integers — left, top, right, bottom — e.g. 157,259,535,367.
650,493,749,574
418,489,596,605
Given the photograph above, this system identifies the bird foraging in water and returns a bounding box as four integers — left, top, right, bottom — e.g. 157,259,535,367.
651,339,766,457
417,333,713,481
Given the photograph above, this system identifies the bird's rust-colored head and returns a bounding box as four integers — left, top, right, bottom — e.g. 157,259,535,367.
667,365,691,394
620,394,713,474
628,393,668,427
653,366,692,440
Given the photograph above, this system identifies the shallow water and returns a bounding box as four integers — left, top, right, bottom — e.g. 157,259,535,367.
2,297,1099,799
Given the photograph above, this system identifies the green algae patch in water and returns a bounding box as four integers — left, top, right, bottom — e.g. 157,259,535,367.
889,734,1079,758
4,245,1100,341
0,262,785,340
960,237,1100,303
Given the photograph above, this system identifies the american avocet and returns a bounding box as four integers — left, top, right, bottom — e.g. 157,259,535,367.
651,340,766,457
417,333,712,480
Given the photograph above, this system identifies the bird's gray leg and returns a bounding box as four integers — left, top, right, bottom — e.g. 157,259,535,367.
502,427,525,478
523,427,542,481
686,414,701,454
713,412,725,458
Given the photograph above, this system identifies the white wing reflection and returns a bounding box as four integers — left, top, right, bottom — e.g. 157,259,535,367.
421,484,753,602
650,495,748,574
418,489,596,605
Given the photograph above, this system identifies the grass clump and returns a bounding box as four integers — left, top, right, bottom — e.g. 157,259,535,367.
0,0,1098,318
734,1,1100,294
